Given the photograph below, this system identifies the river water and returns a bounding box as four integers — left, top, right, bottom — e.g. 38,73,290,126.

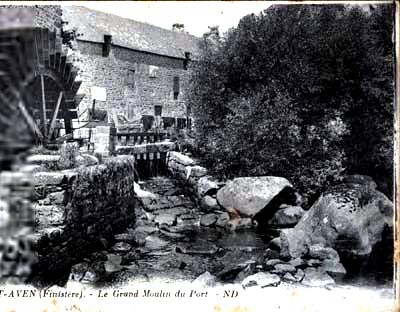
67,175,391,298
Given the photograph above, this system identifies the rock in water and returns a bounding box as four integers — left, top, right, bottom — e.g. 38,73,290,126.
216,176,293,218
145,235,170,250
200,213,218,227
111,242,132,252
280,183,393,261
200,195,220,212
280,228,310,259
267,205,305,227
105,254,122,273
272,263,296,275
197,176,219,197
216,212,230,228
69,263,89,282
308,244,339,261
192,271,217,287
301,267,335,287
241,272,281,288
321,259,347,280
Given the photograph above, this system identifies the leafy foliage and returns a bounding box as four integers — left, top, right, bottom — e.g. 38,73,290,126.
187,4,394,203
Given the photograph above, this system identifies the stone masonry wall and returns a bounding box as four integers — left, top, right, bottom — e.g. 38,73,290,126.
0,171,36,284
30,156,139,286
75,41,190,123
0,5,62,33
32,5,63,32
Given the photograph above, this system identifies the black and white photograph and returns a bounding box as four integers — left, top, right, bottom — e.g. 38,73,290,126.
0,1,397,311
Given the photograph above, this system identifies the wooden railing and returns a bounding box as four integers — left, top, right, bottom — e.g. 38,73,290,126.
113,131,170,146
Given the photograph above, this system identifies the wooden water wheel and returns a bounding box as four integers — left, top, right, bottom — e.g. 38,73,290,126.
0,27,84,169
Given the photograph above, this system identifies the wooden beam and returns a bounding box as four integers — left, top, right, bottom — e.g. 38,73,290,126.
60,55,67,75
40,74,47,136
64,113,73,135
54,52,61,70
17,99,44,140
34,29,40,66
48,91,63,139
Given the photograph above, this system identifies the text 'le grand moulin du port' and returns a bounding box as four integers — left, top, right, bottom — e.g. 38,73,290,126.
0,288,239,299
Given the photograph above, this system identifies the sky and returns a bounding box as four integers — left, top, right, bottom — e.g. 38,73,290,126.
80,1,272,37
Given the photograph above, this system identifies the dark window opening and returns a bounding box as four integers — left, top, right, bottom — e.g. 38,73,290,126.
184,52,191,70
126,69,135,87
141,115,154,132
154,105,162,116
173,76,180,100
177,118,187,129
162,117,176,129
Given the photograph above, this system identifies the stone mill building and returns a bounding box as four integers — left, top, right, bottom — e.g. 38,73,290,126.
62,6,200,131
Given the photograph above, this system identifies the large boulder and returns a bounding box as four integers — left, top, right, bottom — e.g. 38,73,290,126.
280,183,393,261
216,177,293,218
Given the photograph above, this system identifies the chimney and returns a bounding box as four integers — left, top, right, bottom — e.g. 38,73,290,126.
172,23,184,32
102,34,112,57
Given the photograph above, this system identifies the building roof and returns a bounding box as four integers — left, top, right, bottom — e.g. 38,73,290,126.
62,6,200,59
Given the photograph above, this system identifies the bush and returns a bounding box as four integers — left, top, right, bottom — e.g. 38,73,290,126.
57,142,80,170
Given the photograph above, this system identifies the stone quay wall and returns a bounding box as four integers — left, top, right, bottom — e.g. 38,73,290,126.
166,151,220,197
30,156,138,286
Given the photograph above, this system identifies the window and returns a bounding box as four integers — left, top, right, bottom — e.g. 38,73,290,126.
154,105,162,116
149,65,159,78
126,69,135,87
173,76,180,100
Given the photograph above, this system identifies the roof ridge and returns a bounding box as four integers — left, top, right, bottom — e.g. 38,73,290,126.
62,5,200,58
65,5,200,40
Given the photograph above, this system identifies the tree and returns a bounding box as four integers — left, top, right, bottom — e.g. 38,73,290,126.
187,4,394,203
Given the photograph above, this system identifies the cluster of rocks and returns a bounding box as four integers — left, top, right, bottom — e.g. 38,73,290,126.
192,242,345,289
31,149,389,288
166,152,393,288
191,175,393,289
167,152,305,232
65,166,393,289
